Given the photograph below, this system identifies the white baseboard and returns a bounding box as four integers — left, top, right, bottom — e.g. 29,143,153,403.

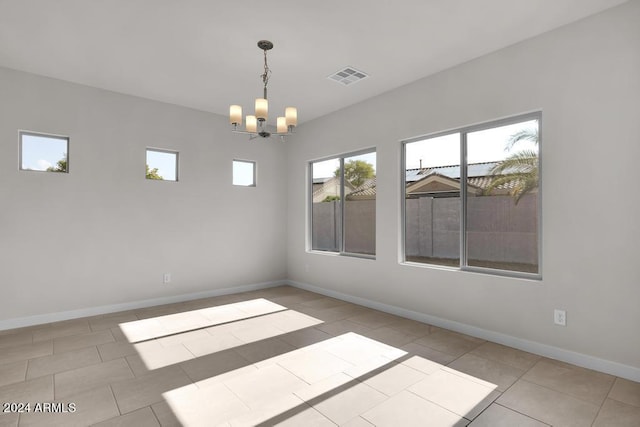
2,277,638,383
286,279,640,383
0,280,284,332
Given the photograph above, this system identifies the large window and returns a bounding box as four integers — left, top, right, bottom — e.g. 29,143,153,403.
310,150,376,257
403,113,541,277
20,131,69,173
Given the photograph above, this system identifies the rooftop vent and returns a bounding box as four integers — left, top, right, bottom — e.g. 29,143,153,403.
328,67,369,86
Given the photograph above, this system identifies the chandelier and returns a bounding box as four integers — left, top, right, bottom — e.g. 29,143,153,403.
229,40,297,139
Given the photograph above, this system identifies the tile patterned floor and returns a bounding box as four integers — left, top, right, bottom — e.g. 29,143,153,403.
0,285,639,426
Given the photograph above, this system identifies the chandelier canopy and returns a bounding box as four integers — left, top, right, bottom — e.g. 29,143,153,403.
229,40,297,140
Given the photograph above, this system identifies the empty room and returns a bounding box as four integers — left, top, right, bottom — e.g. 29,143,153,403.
1,1,639,426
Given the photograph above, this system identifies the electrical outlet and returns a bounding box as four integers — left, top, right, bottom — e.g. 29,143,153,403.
163,273,171,284
554,309,566,326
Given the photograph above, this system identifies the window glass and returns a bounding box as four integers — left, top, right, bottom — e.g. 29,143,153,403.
466,119,539,273
20,132,68,173
404,133,460,267
146,149,178,181
310,150,377,257
233,160,256,186
311,158,341,252
343,152,376,255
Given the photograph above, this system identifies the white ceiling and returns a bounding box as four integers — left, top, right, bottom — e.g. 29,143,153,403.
0,0,628,125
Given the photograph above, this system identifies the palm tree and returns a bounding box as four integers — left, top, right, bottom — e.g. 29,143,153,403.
484,126,539,204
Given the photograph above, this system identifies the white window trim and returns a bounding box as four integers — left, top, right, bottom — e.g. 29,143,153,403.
400,111,542,280
19,130,70,173
308,147,377,260
145,147,179,182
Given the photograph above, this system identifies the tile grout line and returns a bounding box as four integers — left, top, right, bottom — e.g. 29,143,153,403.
24,346,105,381
589,377,621,426
404,387,473,422
107,384,123,416
149,404,163,426
605,393,640,409
51,373,56,403
493,402,551,425
515,378,604,408
122,354,137,379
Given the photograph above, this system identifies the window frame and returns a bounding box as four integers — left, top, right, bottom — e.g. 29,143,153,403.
19,130,70,173
308,147,377,260
401,111,542,280
145,147,179,182
232,159,257,187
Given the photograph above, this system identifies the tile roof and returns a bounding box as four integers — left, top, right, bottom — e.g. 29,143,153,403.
405,162,500,182
347,161,518,198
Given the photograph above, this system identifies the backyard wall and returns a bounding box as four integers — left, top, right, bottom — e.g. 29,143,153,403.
313,194,537,265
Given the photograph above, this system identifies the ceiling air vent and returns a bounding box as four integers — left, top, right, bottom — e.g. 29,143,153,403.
328,67,369,86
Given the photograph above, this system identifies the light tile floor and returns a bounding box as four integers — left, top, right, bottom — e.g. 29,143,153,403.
0,285,639,426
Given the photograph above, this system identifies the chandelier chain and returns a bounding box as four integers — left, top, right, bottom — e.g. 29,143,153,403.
261,48,271,90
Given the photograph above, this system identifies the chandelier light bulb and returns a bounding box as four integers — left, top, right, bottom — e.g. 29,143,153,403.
255,98,268,121
230,105,242,125
277,117,287,133
285,107,298,127
246,115,257,133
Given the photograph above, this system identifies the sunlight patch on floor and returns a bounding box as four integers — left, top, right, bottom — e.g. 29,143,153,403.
120,299,324,371
162,332,499,426
119,298,287,343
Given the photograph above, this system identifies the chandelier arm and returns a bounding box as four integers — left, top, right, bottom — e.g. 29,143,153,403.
231,129,292,137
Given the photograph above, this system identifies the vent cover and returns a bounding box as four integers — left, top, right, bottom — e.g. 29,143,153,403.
328,67,369,86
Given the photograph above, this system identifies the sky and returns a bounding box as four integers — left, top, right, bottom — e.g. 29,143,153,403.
146,150,178,181
406,120,538,169
21,134,67,171
312,120,537,178
313,151,377,179
233,160,255,186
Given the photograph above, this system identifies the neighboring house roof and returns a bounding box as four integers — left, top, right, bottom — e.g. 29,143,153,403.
312,177,333,185
346,161,532,200
345,177,377,200
405,162,499,183
405,172,483,197
312,176,356,202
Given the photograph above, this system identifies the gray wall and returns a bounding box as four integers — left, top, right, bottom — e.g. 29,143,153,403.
0,67,288,321
288,2,640,372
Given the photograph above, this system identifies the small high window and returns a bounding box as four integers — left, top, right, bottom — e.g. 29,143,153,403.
20,131,69,173
146,149,178,181
233,160,256,186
